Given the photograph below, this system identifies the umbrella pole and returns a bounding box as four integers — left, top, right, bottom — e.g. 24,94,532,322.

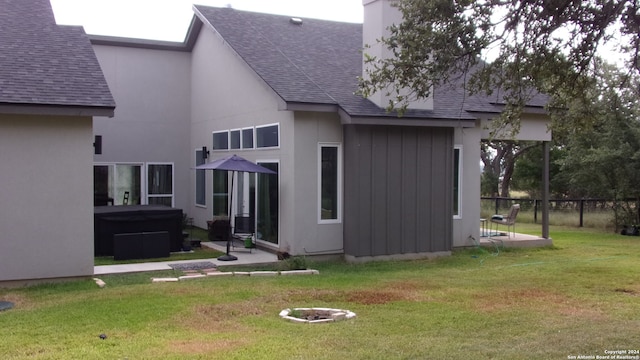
218,170,238,261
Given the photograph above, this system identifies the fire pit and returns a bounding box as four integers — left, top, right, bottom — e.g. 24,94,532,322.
279,307,356,323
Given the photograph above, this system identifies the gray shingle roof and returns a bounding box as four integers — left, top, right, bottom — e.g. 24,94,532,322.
195,6,549,121
195,6,479,121
0,0,115,113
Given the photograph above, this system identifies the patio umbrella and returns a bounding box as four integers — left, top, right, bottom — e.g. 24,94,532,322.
194,154,276,261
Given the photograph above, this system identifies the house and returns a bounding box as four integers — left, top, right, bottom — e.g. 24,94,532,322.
0,0,550,284
90,0,550,262
0,0,115,284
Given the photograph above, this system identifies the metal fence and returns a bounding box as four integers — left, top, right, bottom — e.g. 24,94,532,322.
481,197,640,228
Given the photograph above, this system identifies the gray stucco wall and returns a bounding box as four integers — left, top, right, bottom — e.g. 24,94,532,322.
453,126,483,247
0,114,94,282
344,124,453,258
91,45,192,210
292,111,344,256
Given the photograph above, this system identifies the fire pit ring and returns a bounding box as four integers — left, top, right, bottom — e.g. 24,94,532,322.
279,307,356,323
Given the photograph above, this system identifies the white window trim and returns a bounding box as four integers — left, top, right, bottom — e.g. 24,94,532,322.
318,143,342,224
146,162,175,207
454,145,462,219
255,123,280,149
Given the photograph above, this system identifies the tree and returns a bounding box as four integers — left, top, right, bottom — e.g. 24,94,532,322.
359,0,639,129
510,142,570,198
480,141,537,197
558,64,640,228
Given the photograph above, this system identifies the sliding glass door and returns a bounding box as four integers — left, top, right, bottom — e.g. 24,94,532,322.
229,163,278,244
257,162,278,244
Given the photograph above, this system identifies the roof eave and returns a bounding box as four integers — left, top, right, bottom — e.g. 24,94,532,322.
476,104,548,115
279,101,477,128
278,100,339,112
89,16,203,52
0,103,115,117
339,110,477,128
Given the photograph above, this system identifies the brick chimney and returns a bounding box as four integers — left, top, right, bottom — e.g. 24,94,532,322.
362,0,433,110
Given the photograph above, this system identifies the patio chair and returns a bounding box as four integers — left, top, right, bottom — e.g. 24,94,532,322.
207,216,230,242
490,204,520,238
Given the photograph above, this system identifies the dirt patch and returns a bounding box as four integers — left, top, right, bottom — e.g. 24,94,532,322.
347,282,426,305
473,288,605,319
346,290,407,305
173,302,264,333
286,280,428,306
287,289,345,303
347,280,431,305
615,288,639,296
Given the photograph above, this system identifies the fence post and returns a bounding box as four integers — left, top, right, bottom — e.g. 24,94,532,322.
579,199,584,227
534,199,538,224
495,197,499,216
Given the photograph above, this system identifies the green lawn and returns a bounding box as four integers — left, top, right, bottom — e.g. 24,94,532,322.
2,226,640,359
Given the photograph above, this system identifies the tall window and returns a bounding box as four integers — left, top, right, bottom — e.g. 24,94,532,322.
242,128,254,149
257,162,278,244
230,129,241,149
212,170,229,216
454,146,462,218
195,150,206,206
148,164,173,206
319,144,341,223
256,124,279,148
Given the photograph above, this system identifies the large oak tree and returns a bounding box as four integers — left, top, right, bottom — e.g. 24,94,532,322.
359,0,639,128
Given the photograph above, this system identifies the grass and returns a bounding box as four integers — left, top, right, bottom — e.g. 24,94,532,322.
94,227,224,265
2,226,640,359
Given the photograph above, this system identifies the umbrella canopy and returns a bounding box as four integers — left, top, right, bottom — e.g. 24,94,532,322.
195,154,276,174
193,154,276,261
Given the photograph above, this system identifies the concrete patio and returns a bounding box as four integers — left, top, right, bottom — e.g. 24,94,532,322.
94,241,278,275
479,232,553,248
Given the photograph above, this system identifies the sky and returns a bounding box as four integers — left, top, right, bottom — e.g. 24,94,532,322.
50,0,364,42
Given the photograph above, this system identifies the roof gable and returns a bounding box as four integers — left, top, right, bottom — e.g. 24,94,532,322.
194,6,546,122
195,7,343,106
195,6,478,122
0,0,115,115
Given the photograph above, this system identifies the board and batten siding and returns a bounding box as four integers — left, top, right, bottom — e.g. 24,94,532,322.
343,124,453,258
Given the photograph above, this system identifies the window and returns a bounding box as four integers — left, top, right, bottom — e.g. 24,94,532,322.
212,131,229,150
454,146,462,218
93,164,142,206
242,128,254,149
148,164,173,207
195,150,206,206
230,129,241,149
213,170,229,216
319,144,341,223
256,124,279,148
